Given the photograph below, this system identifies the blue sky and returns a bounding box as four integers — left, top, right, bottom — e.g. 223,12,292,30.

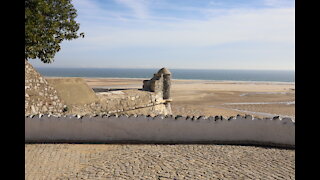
30,0,295,70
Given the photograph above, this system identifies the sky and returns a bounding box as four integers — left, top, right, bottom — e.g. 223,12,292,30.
30,0,295,70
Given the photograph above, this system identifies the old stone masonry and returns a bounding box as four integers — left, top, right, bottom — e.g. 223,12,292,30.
25,60,66,115
25,60,172,116
143,67,172,101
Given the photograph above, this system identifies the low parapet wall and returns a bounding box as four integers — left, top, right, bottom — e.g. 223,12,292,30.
25,114,294,148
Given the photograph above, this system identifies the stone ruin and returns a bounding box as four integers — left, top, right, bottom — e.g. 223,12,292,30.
25,60,172,116
143,68,172,101
142,67,172,114
25,60,66,115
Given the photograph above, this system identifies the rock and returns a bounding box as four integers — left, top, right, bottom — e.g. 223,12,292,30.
31,105,36,114
41,106,48,112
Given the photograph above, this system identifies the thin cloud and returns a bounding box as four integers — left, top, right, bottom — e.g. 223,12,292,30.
263,0,294,7
70,7,294,50
44,0,294,70
114,0,150,19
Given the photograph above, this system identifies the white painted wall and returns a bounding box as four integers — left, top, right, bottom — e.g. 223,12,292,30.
25,115,294,147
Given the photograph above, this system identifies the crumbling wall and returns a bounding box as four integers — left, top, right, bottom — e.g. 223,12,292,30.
96,89,171,116
25,63,172,116
141,67,172,115
118,103,171,116
68,67,174,116
25,60,66,115
25,62,172,116
25,114,295,148
143,68,172,100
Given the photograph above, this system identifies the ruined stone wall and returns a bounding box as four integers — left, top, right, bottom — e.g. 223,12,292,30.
25,114,295,148
95,89,171,116
143,68,172,101
25,62,172,116
137,67,172,116
25,60,66,115
118,104,171,116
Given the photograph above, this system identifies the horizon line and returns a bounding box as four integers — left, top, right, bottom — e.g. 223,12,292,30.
33,66,295,71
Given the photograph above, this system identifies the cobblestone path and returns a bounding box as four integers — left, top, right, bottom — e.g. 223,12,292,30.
25,144,294,179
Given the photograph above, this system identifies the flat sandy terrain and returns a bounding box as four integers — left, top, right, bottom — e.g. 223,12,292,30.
83,78,295,119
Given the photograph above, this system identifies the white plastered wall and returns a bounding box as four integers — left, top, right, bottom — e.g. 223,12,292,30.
25,115,294,148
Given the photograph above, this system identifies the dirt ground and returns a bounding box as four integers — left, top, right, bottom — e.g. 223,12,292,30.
81,78,295,119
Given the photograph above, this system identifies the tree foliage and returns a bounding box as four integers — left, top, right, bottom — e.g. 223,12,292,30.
25,0,83,63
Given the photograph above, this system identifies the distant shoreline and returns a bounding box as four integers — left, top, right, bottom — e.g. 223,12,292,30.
44,76,295,85
36,67,294,83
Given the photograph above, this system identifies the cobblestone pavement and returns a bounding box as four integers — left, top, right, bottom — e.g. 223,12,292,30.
25,144,295,179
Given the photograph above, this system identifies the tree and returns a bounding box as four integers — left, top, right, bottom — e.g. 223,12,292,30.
25,0,84,63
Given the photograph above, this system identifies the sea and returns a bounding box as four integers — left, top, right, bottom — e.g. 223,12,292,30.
35,68,295,83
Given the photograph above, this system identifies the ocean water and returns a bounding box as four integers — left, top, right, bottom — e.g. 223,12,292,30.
34,68,295,82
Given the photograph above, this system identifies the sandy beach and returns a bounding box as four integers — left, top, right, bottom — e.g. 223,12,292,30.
80,78,295,119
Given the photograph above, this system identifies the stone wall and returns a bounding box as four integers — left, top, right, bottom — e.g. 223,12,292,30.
143,68,172,101
25,60,66,115
25,61,172,116
25,114,294,148
118,103,171,116
96,89,171,116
